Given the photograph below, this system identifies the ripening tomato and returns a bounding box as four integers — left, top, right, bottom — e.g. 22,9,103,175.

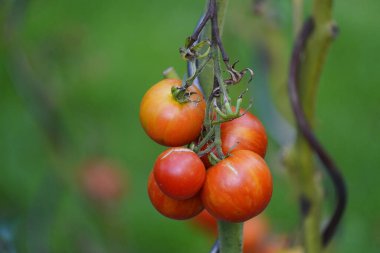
154,147,206,200
140,79,206,147
148,172,204,220
221,108,267,158
201,150,272,222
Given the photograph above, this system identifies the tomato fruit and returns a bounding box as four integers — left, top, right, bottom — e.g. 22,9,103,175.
147,172,204,220
154,147,206,200
201,150,272,222
80,160,125,202
140,79,206,147
221,108,267,158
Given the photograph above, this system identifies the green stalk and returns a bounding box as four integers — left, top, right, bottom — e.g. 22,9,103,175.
196,0,243,252
292,0,304,38
163,67,180,79
287,0,337,252
218,221,243,253
198,0,229,95
211,41,226,160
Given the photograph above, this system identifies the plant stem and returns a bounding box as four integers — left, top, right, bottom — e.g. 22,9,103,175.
163,67,180,79
198,0,229,95
193,0,244,252
217,221,243,253
292,0,304,37
287,0,338,252
298,1,336,122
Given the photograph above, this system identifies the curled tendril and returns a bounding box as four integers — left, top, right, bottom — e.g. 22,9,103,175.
225,61,254,85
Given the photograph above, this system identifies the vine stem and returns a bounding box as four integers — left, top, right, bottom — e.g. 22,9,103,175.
292,0,304,37
287,0,345,251
217,221,243,253
206,0,244,253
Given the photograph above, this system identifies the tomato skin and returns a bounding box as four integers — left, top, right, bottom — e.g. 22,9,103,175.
201,150,272,222
140,79,206,147
147,172,204,220
154,147,206,200
221,108,267,158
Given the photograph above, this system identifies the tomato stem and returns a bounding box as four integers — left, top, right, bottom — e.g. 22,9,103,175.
217,221,243,253
183,56,212,90
163,67,180,79
194,126,215,153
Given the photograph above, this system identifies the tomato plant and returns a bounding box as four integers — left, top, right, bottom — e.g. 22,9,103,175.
140,79,205,147
147,172,204,220
201,150,273,222
154,147,206,200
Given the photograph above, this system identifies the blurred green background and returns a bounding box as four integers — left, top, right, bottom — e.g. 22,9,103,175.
0,0,379,252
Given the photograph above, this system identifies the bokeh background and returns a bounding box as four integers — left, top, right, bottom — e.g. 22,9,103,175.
0,0,379,252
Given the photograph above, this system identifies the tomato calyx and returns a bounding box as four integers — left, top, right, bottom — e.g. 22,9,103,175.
171,86,201,104
212,89,253,125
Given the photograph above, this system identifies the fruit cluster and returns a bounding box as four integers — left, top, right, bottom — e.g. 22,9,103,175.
140,78,273,223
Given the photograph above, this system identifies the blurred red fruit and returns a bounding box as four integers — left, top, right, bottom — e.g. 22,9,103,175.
191,210,218,236
243,216,270,253
80,160,126,202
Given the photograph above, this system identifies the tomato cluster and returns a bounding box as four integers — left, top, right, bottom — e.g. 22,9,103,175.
140,79,273,222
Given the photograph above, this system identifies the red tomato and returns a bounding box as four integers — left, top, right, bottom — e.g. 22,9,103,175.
221,108,267,158
80,160,125,202
154,147,206,200
147,172,204,220
140,79,206,147
201,150,272,222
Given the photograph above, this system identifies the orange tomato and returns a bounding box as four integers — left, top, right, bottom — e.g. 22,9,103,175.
140,79,206,146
